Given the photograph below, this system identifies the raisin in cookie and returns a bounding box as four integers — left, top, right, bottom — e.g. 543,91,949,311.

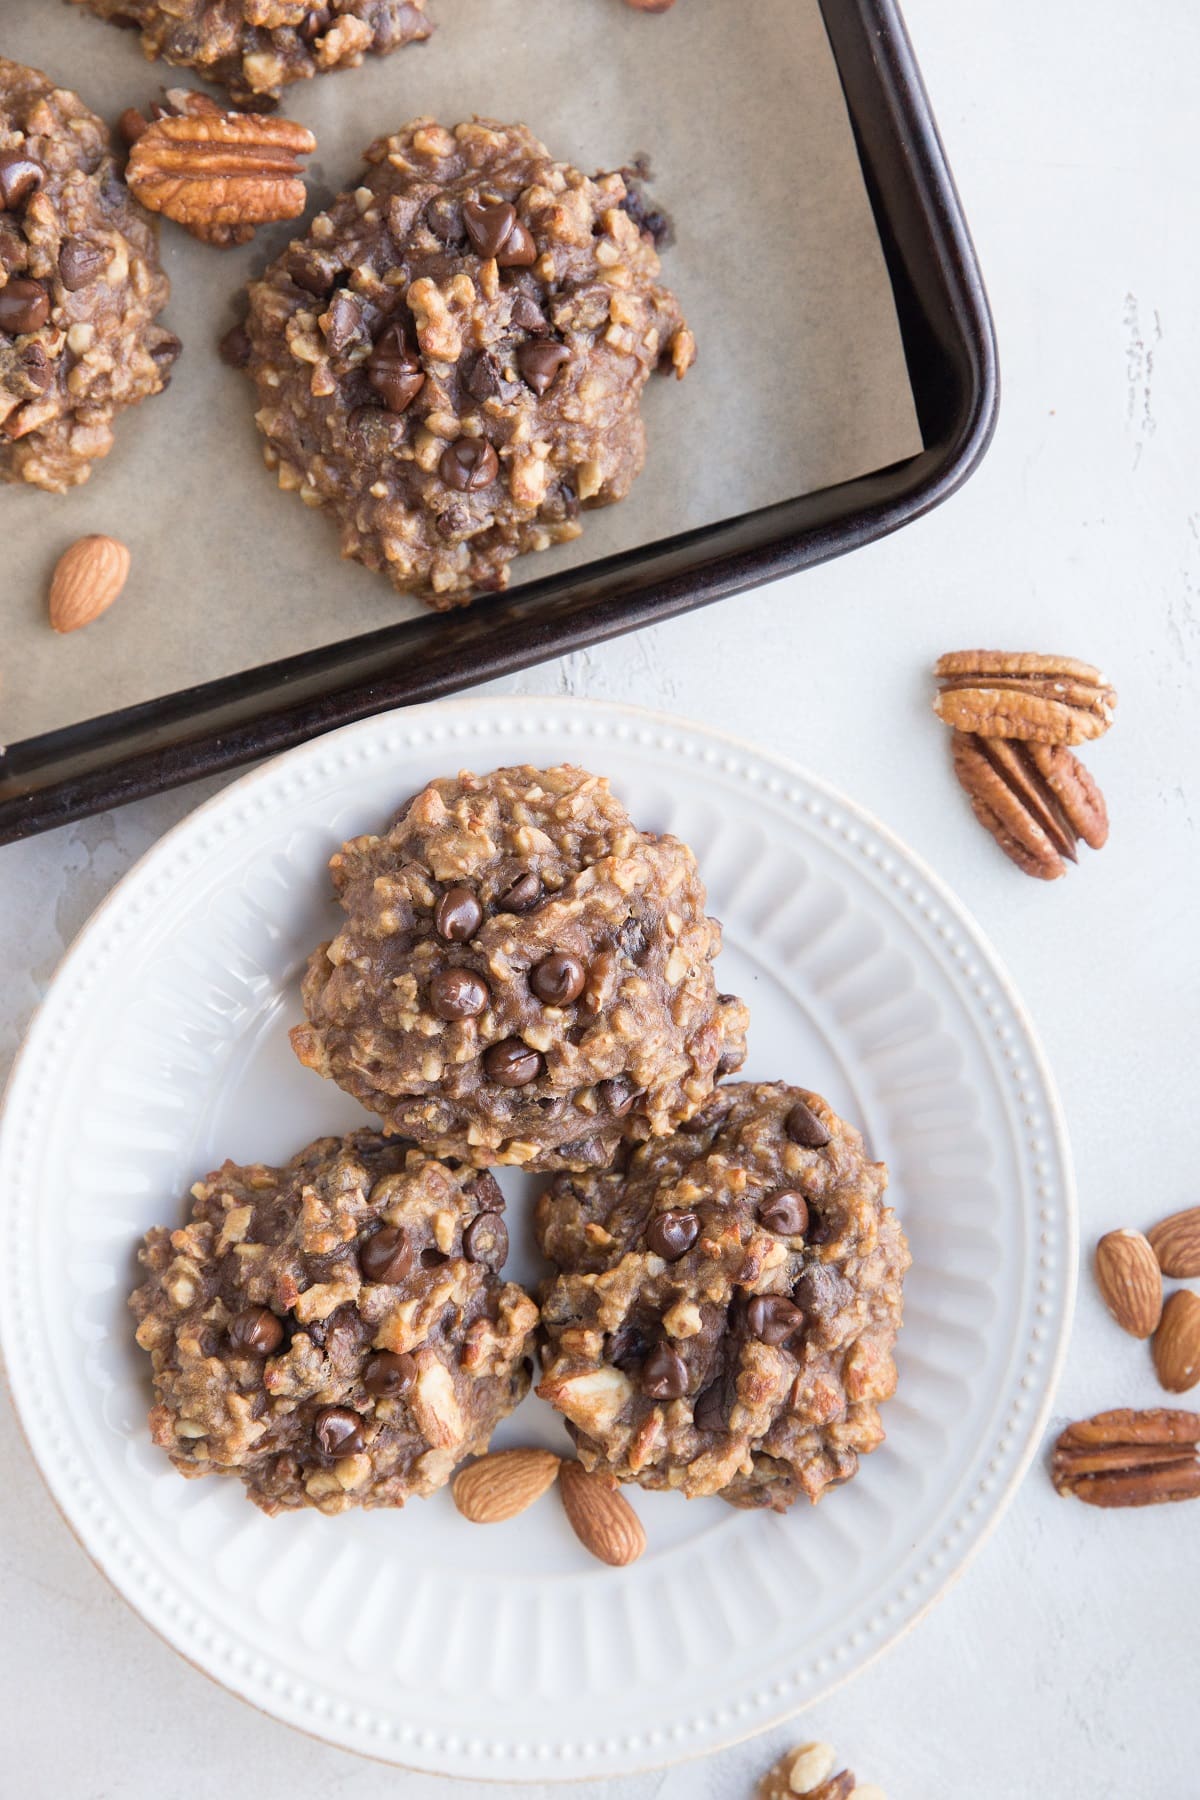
69,1,432,104
291,765,748,1171
131,1130,538,1514
238,118,694,607
536,1082,909,1511
0,58,178,492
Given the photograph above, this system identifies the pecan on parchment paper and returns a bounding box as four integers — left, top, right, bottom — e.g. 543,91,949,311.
125,92,313,246
1051,1408,1200,1507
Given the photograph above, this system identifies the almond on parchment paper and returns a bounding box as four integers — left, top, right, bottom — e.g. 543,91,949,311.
1147,1206,1200,1278
49,534,130,632
1152,1290,1200,1395
1093,1229,1163,1338
558,1460,646,1566
451,1447,561,1524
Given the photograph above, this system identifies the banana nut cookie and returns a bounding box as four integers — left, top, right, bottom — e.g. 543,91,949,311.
536,1082,909,1510
237,118,694,607
291,765,748,1171
69,1,432,104
131,1129,538,1514
0,58,178,491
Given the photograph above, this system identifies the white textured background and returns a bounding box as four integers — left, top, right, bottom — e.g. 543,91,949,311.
3,0,1199,1794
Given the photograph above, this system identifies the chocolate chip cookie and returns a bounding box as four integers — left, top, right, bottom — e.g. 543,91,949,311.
131,1130,538,1514
0,58,178,492
69,1,432,104
536,1082,909,1510
238,118,694,608
290,765,748,1171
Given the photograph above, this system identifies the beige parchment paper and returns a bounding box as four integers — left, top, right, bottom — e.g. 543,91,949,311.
0,0,922,745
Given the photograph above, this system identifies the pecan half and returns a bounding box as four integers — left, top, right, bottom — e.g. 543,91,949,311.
1052,1408,1200,1507
934,650,1116,745
126,104,315,247
950,731,1108,879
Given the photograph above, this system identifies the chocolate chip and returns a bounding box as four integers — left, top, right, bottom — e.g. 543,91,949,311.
510,292,548,333
0,151,44,210
530,952,586,1006
758,1190,810,1237
645,1210,699,1261
785,1099,830,1148
496,219,536,267
615,916,647,961
367,319,425,414
598,1075,642,1117
424,194,464,245
363,1350,415,1397
516,340,570,396
286,249,336,296
298,4,332,38
57,237,110,291
150,331,182,373
420,1246,448,1268
314,1405,365,1458
322,289,361,354
359,1224,414,1284
746,1294,806,1346
435,885,483,942
498,871,541,913
439,437,499,491
228,1305,284,1354
467,1171,504,1210
429,967,488,1021
219,322,251,368
0,278,49,336
483,1038,543,1086
18,342,50,391
793,1263,850,1323
464,348,518,403
463,1210,509,1266
463,198,516,259
607,1322,650,1371
692,1381,727,1433
642,1342,689,1400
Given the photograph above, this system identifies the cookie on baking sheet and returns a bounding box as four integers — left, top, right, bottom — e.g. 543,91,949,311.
69,0,432,104
536,1082,909,1511
131,1129,538,1514
0,57,178,492
290,765,748,1171
238,117,694,607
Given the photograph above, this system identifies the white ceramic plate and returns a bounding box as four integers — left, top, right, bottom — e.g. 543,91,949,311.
0,699,1075,1781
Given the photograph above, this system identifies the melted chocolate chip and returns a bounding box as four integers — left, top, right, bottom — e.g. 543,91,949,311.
0,278,49,336
530,952,586,1006
793,1263,850,1324
439,437,499,491
464,348,518,403
359,1224,414,1284
429,967,489,1021
499,871,541,913
58,237,110,291
468,1171,504,1210
463,1210,509,1266
219,322,251,368
367,319,425,414
496,219,537,267
420,1246,448,1268
483,1038,543,1086
0,151,44,211
645,1210,700,1261
314,1405,365,1457
286,248,337,296
435,885,483,942
298,4,332,38
323,289,362,354
363,1350,415,1397
228,1306,284,1354
18,342,50,391
642,1342,689,1400
757,1190,810,1237
785,1099,831,1148
463,198,516,259
516,340,570,395
424,194,464,245
510,292,549,334
746,1294,806,1346
692,1381,728,1433
598,1075,642,1117
607,1322,651,1371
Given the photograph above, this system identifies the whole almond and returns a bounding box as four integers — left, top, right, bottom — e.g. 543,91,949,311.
558,1460,646,1566
1147,1206,1200,1278
451,1447,561,1524
1153,1290,1200,1394
49,534,130,633
1094,1229,1163,1338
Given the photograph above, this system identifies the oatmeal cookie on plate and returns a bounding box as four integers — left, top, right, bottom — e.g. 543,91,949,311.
291,764,748,1171
239,117,694,606
131,1129,537,1514
537,1082,909,1511
0,57,178,492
